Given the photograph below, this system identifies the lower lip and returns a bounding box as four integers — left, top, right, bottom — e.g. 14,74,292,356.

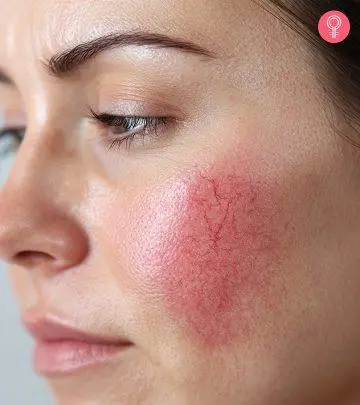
33,340,132,376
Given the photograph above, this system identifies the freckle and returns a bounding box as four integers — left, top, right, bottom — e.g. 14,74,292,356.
132,165,288,349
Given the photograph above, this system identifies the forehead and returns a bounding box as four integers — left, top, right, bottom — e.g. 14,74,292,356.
0,0,247,67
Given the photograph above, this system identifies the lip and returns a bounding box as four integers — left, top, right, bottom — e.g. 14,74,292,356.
22,311,133,377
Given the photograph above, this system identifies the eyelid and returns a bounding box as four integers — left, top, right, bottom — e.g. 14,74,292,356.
88,109,174,136
96,98,186,120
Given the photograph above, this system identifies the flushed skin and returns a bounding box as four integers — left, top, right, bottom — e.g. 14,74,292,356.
126,163,289,349
0,1,360,405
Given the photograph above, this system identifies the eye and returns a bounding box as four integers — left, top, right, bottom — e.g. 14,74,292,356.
0,127,25,157
88,108,174,151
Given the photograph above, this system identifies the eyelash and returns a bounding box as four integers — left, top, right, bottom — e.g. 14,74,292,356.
0,110,173,157
88,108,172,151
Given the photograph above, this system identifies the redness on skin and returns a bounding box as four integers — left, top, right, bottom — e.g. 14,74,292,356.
130,163,288,349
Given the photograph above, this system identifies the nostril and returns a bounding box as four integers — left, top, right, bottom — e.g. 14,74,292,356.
15,250,53,269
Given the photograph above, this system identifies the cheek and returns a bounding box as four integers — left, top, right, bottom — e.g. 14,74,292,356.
128,165,288,349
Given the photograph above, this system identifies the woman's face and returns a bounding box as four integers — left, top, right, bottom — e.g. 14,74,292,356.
1,1,360,404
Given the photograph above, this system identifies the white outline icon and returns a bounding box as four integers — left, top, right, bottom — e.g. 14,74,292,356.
326,15,342,38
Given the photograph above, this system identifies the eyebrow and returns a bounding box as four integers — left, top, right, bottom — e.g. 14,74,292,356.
44,31,217,79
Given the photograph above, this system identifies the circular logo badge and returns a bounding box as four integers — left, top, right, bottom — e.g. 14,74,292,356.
318,10,351,43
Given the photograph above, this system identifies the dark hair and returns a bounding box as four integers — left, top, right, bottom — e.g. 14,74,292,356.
260,0,360,147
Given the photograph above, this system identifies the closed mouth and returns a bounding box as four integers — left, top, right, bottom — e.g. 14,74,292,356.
22,312,133,376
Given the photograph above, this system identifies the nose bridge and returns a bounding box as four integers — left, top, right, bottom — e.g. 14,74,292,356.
3,121,74,202
0,125,88,270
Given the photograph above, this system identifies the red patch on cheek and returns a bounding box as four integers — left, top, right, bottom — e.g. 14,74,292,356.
131,167,285,348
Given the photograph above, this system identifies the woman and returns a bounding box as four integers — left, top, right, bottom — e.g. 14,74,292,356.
0,0,359,404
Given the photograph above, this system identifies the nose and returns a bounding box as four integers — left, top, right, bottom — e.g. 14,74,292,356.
0,138,88,274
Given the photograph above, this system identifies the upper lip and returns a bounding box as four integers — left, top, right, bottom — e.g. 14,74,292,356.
22,312,131,345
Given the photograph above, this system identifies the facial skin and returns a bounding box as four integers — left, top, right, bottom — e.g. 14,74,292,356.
0,0,360,404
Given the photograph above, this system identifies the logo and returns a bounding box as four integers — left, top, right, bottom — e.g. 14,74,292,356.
318,10,350,43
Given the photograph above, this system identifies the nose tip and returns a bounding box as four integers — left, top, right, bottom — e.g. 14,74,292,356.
0,184,88,274
0,211,88,273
